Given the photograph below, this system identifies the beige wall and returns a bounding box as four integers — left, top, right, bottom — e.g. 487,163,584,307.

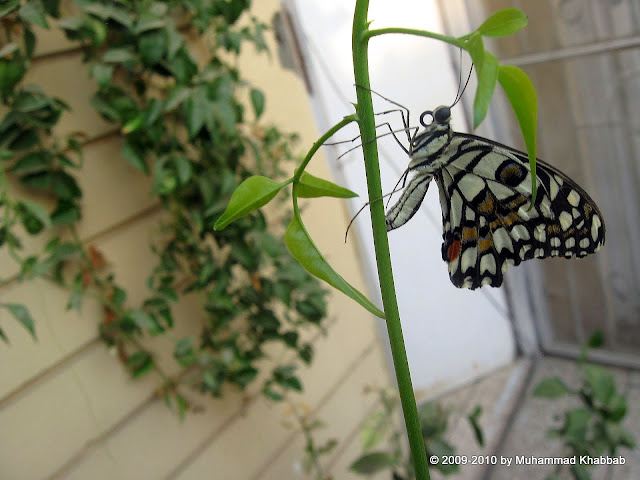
0,2,393,479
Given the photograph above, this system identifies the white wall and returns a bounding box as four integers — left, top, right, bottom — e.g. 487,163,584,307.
292,0,516,394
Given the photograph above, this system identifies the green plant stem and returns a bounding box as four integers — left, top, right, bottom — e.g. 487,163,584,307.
293,115,357,183
363,27,464,48
352,1,429,479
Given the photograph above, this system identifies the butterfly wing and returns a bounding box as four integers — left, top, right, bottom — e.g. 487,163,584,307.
436,133,605,289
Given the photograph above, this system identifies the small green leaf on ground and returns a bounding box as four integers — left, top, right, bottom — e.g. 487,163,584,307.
349,452,397,474
533,377,571,398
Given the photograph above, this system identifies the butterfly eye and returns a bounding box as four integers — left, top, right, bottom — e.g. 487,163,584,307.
419,110,434,128
434,106,451,124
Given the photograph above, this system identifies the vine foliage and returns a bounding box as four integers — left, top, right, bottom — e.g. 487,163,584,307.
0,0,328,414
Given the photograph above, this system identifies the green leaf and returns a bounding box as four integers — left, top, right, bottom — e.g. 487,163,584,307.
360,410,390,451
285,215,385,318
250,87,265,119
102,48,136,63
50,200,81,226
349,451,397,474
121,114,142,134
51,171,81,199
172,155,193,185
127,351,153,377
620,429,636,448
41,0,60,17
604,393,627,422
165,86,191,111
135,15,166,34
185,87,208,136
0,326,8,343
583,365,615,404
19,0,48,28
14,88,51,112
586,331,605,349
427,438,458,474
467,405,484,447
4,303,36,340
90,63,114,88
473,51,498,128
0,0,20,17
138,30,167,66
466,34,485,72
12,150,50,174
121,140,148,174
296,172,358,199
262,383,284,402
560,408,591,441
174,337,196,367
477,8,528,38
533,377,571,398
17,199,51,232
24,28,36,57
498,65,537,204
214,176,285,230
0,57,26,97
211,99,236,133
130,309,163,334
66,284,84,312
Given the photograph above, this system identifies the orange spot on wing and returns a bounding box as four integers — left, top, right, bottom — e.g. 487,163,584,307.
477,193,495,214
547,224,561,235
501,212,519,226
462,227,477,241
478,235,492,253
447,240,461,261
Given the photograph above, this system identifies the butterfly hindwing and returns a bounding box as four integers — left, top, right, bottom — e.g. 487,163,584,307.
435,134,605,289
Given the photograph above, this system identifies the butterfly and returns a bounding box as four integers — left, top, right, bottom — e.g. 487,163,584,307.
385,105,606,289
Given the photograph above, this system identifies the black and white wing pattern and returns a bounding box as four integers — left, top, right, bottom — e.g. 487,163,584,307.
385,106,605,290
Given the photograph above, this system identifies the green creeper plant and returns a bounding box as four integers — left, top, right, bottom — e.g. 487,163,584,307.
1,0,330,415
216,3,536,478
349,387,484,479
534,333,636,480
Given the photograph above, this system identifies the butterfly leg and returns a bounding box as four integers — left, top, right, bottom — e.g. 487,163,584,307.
386,171,434,231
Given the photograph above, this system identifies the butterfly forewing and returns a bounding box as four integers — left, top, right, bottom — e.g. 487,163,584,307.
385,107,605,290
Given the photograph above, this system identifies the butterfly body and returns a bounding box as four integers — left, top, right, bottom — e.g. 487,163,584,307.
385,106,605,289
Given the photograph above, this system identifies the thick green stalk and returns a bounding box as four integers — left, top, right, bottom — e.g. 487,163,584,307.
352,1,429,478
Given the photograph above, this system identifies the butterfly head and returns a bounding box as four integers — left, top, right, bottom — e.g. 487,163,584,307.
409,105,453,170
422,105,452,127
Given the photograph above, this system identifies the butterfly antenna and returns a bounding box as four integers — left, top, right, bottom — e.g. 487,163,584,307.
449,49,473,108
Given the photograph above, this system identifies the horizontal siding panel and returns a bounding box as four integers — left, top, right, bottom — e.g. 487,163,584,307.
0,211,167,400
0,280,101,400
49,309,383,480
256,343,390,480
0,346,160,479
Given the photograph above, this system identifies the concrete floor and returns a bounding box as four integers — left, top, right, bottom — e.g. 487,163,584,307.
430,357,640,480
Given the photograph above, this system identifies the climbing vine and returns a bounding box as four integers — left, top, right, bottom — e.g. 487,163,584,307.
0,0,327,415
